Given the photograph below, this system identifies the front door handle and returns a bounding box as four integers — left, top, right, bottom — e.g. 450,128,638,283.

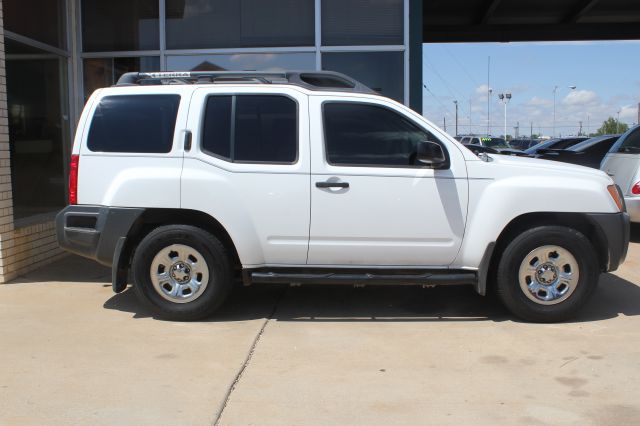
316,181,349,189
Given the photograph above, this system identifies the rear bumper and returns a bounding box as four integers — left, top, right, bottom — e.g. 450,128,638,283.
55,205,144,266
586,212,630,272
625,197,640,223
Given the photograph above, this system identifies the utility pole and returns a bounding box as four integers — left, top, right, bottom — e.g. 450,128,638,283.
444,116,447,132
515,121,519,138
617,110,621,133
453,100,459,136
579,121,583,136
530,122,533,138
469,99,472,134
487,56,491,136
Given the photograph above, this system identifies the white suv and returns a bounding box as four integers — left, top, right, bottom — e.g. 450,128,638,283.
56,71,630,322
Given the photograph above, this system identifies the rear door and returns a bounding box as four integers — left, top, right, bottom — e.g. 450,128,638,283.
181,86,311,266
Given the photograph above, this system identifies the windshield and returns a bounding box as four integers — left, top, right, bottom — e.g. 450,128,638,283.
482,137,509,149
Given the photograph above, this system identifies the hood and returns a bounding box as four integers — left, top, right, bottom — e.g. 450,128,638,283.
469,152,613,183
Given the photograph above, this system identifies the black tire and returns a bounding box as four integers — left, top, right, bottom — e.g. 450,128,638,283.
496,226,599,323
132,225,233,321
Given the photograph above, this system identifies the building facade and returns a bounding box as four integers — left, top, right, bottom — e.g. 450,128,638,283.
0,0,422,282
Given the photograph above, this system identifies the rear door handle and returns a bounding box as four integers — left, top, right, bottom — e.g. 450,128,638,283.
316,181,349,189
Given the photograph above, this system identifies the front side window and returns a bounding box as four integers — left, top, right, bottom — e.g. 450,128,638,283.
323,102,440,167
88,95,180,153
202,95,297,164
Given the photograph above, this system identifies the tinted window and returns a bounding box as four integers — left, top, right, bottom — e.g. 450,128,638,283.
201,95,297,163
202,96,232,159
322,52,404,103
166,0,314,49
88,95,180,153
322,0,403,45
82,0,159,51
618,127,640,153
471,138,480,145
234,96,297,163
323,103,436,167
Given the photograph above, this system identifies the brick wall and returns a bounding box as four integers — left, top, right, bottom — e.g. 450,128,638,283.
0,0,67,283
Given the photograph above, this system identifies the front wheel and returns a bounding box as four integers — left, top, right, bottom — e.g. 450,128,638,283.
132,225,233,321
496,226,599,322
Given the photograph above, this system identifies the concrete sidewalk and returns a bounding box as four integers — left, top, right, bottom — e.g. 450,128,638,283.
1,233,639,425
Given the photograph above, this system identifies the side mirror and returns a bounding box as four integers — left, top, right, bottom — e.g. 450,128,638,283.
416,140,447,168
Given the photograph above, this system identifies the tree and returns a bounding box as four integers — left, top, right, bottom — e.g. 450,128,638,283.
597,117,629,135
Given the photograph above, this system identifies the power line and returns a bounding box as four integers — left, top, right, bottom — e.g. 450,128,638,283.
422,84,456,118
423,59,467,102
440,45,481,88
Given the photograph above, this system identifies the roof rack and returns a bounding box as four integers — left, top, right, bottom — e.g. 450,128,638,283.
115,70,376,95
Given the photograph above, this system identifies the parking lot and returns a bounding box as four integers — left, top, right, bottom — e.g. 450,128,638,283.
0,225,639,425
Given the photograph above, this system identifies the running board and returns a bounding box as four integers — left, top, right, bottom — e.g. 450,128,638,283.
246,270,477,287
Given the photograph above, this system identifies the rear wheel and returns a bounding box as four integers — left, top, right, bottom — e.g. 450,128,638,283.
132,225,232,321
496,226,599,322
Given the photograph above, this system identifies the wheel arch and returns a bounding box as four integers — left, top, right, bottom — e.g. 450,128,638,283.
115,208,242,292
480,212,608,296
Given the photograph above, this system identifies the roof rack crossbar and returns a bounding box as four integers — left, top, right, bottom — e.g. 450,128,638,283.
115,71,376,95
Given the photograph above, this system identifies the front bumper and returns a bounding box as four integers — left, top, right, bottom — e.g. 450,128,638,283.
55,205,144,266
625,197,640,223
586,212,630,272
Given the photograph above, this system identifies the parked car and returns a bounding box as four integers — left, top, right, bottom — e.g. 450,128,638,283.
509,138,542,150
601,124,640,223
524,137,589,155
535,135,620,169
461,136,524,156
56,70,629,323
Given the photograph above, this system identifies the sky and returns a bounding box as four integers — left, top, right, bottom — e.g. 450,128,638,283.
422,41,640,138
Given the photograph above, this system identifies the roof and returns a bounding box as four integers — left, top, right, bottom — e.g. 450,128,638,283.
115,71,377,95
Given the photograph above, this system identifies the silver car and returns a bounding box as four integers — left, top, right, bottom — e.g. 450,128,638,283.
601,124,640,222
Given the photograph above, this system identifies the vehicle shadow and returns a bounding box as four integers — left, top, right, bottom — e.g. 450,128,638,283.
103,272,640,324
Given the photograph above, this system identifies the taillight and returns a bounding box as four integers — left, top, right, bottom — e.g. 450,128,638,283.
69,154,79,205
632,182,640,195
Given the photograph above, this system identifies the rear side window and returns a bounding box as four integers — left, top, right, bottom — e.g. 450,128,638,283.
88,95,180,153
202,95,297,164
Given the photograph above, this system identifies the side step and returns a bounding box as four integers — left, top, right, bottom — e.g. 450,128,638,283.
246,270,477,287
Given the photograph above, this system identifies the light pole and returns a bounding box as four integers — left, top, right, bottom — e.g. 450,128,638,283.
553,85,576,137
498,92,511,140
453,100,459,136
488,88,493,135
617,110,621,133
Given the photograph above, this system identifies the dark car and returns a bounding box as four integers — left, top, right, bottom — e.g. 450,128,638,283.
462,136,526,156
524,137,589,155
509,138,542,150
535,135,621,169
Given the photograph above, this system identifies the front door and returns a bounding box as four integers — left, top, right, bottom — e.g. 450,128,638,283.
307,97,468,267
